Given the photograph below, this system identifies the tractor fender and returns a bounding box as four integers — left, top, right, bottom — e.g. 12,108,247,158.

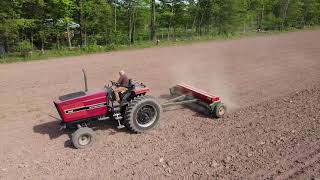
133,87,150,95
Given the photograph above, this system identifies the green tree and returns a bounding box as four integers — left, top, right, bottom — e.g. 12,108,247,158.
83,0,112,45
0,0,21,52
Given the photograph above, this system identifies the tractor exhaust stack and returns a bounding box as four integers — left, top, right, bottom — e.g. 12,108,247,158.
82,68,88,92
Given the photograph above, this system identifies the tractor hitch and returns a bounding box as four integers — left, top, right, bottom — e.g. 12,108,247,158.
162,95,198,108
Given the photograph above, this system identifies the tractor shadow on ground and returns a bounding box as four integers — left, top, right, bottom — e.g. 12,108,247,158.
33,120,65,140
33,114,133,149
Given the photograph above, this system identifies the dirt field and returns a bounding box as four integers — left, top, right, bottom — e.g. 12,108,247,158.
0,30,319,179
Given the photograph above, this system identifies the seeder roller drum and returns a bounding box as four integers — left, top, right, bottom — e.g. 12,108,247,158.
170,83,221,103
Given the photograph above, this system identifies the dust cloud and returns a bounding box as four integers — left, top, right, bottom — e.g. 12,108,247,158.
168,56,239,111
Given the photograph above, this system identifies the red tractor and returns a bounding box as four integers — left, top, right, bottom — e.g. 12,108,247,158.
54,69,162,149
54,69,226,149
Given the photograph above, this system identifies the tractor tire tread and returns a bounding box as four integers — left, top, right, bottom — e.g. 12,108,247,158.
124,95,162,133
71,127,95,149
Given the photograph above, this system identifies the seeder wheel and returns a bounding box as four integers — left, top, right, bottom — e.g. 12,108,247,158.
214,103,227,118
169,87,177,96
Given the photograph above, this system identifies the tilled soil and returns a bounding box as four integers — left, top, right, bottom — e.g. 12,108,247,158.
0,30,319,179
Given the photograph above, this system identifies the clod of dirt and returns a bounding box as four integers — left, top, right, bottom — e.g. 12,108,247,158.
260,141,266,145
209,160,219,168
165,168,172,174
166,161,174,167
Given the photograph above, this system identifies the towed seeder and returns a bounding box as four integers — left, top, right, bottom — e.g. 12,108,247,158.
163,83,226,118
53,70,227,149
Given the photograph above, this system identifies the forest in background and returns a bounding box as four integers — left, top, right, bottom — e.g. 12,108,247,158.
0,0,319,60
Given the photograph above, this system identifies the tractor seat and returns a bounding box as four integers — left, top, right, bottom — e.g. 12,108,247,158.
118,79,134,93
126,79,135,89
119,79,134,93
119,79,134,101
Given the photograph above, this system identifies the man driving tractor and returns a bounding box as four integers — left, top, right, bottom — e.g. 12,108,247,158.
113,70,129,103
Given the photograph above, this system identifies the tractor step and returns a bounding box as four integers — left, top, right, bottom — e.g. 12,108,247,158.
113,112,125,129
113,112,122,118
117,124,125,129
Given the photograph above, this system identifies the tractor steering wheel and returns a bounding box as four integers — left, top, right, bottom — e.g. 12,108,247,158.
110,80,120,87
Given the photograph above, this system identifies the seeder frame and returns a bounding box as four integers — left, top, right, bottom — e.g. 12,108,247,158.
162,83,226,118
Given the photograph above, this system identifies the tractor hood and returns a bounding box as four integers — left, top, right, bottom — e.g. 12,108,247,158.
54,89,108,122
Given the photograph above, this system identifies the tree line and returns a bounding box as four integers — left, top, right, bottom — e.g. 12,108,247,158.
0,0,319,53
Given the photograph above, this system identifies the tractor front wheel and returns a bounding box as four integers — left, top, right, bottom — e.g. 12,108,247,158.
71,127,95,149
124,95,162,133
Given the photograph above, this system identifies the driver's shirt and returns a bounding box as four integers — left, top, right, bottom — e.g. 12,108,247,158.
117,74,129,87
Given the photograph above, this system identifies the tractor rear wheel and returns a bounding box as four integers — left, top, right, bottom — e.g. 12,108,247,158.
124,95,162,133
71,127,95,149
214,103,227,118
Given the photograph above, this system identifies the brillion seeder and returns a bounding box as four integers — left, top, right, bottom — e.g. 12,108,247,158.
53,70,226,149
164,83,226,118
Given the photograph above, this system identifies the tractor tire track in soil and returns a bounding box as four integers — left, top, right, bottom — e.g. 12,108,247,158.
0,30,319,179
